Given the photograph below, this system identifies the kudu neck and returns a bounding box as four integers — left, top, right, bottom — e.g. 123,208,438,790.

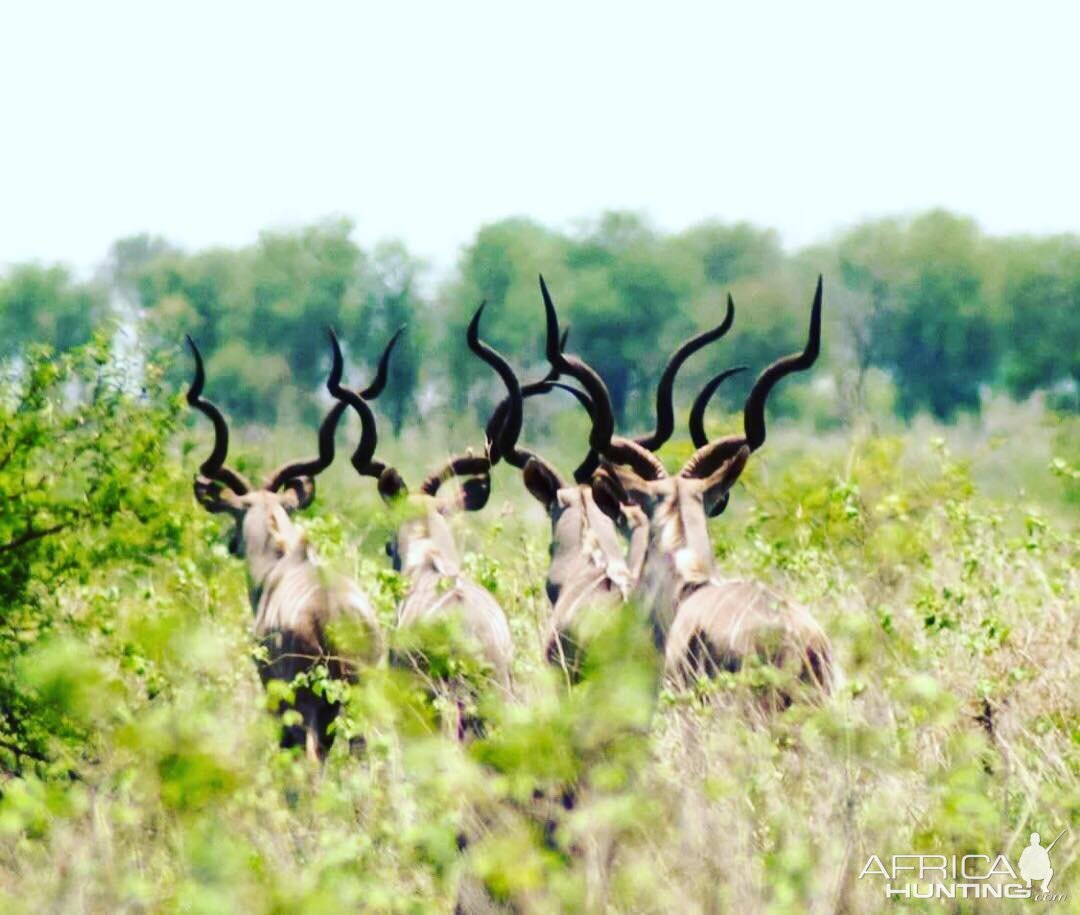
396,507,461,580
241,501,312,606
638,481,717,636
548,487,633,599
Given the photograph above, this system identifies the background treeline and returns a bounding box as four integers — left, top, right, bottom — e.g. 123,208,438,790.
3,208,1077,432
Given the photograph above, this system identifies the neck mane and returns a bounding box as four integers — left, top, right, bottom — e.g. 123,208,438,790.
400,508,461,579
637,486,716,641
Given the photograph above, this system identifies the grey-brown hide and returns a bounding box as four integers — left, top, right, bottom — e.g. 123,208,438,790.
598,459,833,700
478,279,727,679
523,466,643,676
195,449,383,768
327,325,514,736
484,373,638,677
188,336,386,764
249,500,382,756
590,278,835,701
390,496,513,693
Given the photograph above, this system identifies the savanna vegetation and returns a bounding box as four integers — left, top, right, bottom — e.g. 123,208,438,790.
0,210,1076,912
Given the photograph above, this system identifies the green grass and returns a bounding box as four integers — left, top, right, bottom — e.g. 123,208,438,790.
0,406,1076,913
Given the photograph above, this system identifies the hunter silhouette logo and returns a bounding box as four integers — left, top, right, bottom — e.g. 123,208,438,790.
858,827,1069,901
1019,830,1065,893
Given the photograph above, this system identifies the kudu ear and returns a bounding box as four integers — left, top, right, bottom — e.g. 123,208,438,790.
435,475,491,516
700,445,750,517
279,476,316,512
592,461,654,519
460,475,490,512
590,466,627,524
522,457,562,510
707,491,731,519
193,476,245,516
377,467,408,504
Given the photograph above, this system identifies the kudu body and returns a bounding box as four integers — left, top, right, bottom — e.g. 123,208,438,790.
390,502,513,692
486,391,641,678
473,277,734,679
588,279,835,701
186,336,391,762
328,320,513,736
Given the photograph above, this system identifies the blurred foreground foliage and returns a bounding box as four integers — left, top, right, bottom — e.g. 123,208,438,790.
0,341,1074,912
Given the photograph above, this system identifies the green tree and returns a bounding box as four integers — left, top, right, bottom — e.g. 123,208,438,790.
105,233,175,302
364,241,425,434
660,222,802,423
0,338,182,770
127,220,428,425
670,220,783,287
0,265,109,358
834,211,998,421
204,342,292,425
441,219,571,415
829,218,907,415
563,213,692,423
134,246,253,361
993,235,1080,407
249,219,367,393
441,213,790,429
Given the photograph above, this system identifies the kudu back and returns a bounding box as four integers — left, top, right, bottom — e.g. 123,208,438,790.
186,335,392,762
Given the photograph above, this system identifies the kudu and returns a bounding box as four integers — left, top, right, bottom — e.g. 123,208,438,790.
471,276,736,680
587,278,836,703
186,335,394,763
327,317,513,737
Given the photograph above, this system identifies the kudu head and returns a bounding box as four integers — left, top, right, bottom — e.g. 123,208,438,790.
589,278,823,627
564,280,739,486
325,327,491,577
535,275,748,520
472,276,734,605
464,299,627,605
186,332,400,587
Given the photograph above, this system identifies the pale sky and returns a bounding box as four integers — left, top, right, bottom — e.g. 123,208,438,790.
1,1,1077,277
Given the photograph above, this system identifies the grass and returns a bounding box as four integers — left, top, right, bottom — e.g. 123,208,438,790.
0,406,1076,913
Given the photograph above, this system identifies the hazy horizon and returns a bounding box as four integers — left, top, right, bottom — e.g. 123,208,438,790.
3,1,1078,276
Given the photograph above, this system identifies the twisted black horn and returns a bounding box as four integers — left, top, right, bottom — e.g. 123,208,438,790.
360,325,405,399
636,293,736,451
688,366,749,449
325,328,385,479
481,316,575,466
185,335,251,495
467,302,525,467
742,276,822,451
263,400,347,492
540,274,615,455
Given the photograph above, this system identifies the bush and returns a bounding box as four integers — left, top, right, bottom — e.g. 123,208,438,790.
0,344,1074,913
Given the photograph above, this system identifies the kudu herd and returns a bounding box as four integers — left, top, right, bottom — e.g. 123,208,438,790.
187,276,834,761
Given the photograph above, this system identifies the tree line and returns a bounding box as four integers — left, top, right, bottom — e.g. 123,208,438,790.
2,209,1077,430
